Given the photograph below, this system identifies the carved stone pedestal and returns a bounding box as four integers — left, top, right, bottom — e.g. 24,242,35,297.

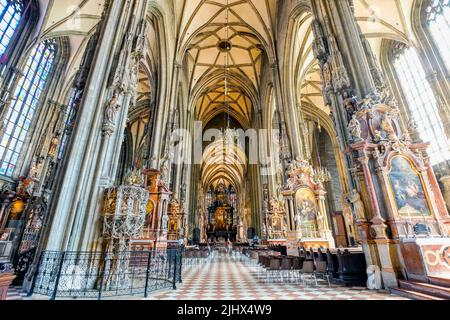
373,239,400,288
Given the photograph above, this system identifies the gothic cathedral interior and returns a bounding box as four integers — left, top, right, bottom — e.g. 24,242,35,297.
0,0,449,302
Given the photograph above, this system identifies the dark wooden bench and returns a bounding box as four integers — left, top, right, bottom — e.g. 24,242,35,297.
334,249,367,287
326,248,340,278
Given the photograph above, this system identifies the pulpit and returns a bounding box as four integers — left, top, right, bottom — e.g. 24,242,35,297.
130,169,172,250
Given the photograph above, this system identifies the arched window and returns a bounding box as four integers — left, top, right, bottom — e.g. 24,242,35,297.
425,0,450,71
0,0,24,58
0,39,56,177
392,43,450,166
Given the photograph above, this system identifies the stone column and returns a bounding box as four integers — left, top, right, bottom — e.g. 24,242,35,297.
42,0,141,252
271,63,303,160
308,0,399,288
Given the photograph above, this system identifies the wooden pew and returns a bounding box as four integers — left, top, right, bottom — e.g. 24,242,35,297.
334,249,367,287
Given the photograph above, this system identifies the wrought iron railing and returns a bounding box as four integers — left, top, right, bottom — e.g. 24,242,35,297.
31,248,183,300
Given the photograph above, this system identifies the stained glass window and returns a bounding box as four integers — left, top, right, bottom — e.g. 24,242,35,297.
0,40,56,177
0,0,23,59
426,0,450,71
393,44,450,165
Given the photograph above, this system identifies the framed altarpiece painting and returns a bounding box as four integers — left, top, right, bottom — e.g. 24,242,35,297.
388,156,432,218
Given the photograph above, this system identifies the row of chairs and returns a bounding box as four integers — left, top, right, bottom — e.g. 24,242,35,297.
256,253,331,287
182,249,212,270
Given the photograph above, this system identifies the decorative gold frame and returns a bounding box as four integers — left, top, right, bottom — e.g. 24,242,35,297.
387,155,432,218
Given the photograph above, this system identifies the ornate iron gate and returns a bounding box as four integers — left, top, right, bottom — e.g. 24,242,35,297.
31,248,182,300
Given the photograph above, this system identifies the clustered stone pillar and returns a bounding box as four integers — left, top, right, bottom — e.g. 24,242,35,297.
309,0,450,288
43,0,151,253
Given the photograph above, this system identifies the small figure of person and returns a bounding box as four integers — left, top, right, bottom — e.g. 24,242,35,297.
227,239,232,255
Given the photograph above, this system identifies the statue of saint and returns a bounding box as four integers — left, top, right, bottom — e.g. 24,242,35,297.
381,113,398,141
48,134,60,159
348,114,362,141
102,95,120,137
159,156,170,185
322,61,332,88
348,190,366,220
29,156,45,181
161,213,169,231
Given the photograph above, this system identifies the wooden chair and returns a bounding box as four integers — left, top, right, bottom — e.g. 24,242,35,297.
266,257,281,283
315,260,331,287
300,260,317,287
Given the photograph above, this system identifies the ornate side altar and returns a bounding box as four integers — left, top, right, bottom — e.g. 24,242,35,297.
281,159,335,248
347,101,450,286
167,197,186,241
264,197,287,243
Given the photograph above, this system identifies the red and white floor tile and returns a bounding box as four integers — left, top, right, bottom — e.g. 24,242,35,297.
6,254,408,300
147,255,408,300
6,286,29,300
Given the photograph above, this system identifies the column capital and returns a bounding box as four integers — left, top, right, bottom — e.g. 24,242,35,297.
358,155,370,165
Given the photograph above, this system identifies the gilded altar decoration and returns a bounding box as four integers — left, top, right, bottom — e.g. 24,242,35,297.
266,196,286,240
389,156,431,217
167,196,186,240
214,207,227,230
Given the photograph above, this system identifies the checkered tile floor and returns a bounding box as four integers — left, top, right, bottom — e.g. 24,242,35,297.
6,254,408,300
147,254,408,300
6,286,29,300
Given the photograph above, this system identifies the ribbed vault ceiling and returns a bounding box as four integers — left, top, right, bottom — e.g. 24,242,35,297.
42,0,421,189
201,138,247,191
179,0,277,129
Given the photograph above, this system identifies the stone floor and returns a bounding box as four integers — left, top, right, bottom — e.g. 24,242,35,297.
147,254,408,300
7,254,409,300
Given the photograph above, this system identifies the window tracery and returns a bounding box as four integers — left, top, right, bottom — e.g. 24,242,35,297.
392,43,450,166
0,0,23,59
425,0,450,71
0,39,56,176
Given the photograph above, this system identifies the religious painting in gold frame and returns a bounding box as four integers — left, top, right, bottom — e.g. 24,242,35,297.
272,215,282,231
388,156,431,217
295,187,319,231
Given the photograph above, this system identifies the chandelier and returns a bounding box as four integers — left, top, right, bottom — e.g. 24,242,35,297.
221,0,233,150
313,166,332,184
